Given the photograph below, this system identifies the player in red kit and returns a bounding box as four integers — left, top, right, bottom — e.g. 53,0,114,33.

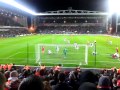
42,46,45,54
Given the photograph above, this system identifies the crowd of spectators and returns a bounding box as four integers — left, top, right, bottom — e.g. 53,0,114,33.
0,15,22,27
37,25,106,34
0,64,120,90
0,7,29,38
0,7,27,27
0,28,30,37
36,15,107,34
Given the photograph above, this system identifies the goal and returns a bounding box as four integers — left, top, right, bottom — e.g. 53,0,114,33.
35,44,88,66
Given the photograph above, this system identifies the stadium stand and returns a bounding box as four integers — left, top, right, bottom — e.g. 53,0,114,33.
36,15,107,34
0,28,30,37
37,25,106,34
0,7,30,37
0,7,28,27
0,64,120,90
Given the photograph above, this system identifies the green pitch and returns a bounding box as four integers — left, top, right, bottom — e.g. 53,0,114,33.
37,44,86,66
0,34,120,68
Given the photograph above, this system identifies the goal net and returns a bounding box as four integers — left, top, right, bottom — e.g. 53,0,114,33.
35,44,88,66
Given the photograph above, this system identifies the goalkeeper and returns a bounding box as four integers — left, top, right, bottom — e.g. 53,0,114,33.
63,47,67,58
56,45,60,53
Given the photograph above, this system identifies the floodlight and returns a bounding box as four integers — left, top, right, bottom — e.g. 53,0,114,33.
108,0,120,15
0,0,36,15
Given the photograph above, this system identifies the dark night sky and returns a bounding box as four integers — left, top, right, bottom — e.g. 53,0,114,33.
15,0,109,12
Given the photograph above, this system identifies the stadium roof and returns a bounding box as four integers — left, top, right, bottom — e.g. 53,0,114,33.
15,0,108,12
0,0,109,16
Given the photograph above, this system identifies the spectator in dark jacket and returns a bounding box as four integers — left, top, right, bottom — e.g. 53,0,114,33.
0,72,6,90
79,70,97,85
78,82,97,90
97,76,111,90
52,72,73,90
18,75,44,90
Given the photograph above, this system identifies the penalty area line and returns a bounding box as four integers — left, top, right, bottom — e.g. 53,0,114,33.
40,62,85,65
6,52,22,59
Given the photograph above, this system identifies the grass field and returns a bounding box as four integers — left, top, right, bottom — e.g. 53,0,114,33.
0,34,120,68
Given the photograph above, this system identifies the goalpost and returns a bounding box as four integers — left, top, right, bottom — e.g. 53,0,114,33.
35,44,88,66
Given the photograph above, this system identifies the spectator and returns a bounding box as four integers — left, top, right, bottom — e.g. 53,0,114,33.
78,82,97,90
52,72,73,90
97,76,111,90
43,81,52,90
7,70,19,82
0,72,6,90
18,75,44,90
49,70,59,86
5,70,19,90
68,71,79,90
79,70,97,85
112,78,117,90
11,63,16,71
4,71,10,81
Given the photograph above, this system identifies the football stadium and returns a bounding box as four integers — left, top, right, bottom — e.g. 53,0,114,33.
1,0,120,90
0,0,120,68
